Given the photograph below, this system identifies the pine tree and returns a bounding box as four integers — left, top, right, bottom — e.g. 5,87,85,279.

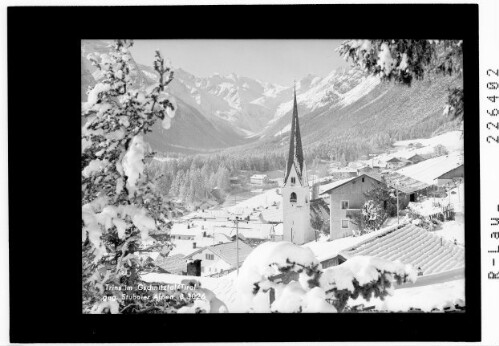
81,40,191,314
338,39,463,120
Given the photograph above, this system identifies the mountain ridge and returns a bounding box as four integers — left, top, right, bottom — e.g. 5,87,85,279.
81,40,461,157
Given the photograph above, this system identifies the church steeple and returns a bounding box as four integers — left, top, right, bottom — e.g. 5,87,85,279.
284,85,305,185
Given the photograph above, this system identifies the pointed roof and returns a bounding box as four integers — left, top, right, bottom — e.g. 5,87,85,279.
284,86,305,185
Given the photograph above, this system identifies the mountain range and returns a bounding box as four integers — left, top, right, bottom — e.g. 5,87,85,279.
81,40,461,155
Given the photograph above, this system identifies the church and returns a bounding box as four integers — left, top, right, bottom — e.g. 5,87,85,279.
282,88,315,245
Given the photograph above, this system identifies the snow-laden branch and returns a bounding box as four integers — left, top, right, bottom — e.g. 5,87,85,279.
236,241,417,313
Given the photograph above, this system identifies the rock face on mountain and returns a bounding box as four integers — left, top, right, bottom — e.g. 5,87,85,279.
81,40,460,154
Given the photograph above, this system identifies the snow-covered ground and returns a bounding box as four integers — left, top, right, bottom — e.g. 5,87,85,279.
349,279,465,312
393,130,463,153
434,220,465,246
370,130,463,165
225,188,282,215
143,260,465,313
142,271,243,312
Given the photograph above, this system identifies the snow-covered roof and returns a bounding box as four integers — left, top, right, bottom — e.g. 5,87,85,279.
169,223,199,237
340,223,464,275
154,254,187,274
318,176,357,195
251,174,268,179
381,171,430,194
386,157,404,163
328,167,358,173
187,241,254,268
235,223,275,240
169,236,231,257
319,173,383,195
303,224,398,262
396,153,464,185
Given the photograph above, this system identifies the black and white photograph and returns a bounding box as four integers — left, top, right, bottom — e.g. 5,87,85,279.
81,38,466,314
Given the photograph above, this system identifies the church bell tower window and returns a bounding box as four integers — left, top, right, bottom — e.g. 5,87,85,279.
290,192,297,203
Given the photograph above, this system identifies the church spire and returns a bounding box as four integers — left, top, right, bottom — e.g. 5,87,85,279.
284,84,305,185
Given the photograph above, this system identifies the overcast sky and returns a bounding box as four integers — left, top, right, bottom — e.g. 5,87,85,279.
130,40,351,86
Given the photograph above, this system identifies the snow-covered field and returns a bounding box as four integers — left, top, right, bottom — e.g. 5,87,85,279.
225,188,282,215
372,130,463,163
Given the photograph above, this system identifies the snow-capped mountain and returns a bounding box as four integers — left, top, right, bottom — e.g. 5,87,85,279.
138,65,292,136
81,40,460,154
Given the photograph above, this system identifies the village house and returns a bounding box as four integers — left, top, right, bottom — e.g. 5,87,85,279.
380,171,430,203
407,153,425,164
397,153,464,187
385,157,411,170
153,254,187,275
436,164,464,186
320,173,385,240
184,241,253,276
250,174,270,185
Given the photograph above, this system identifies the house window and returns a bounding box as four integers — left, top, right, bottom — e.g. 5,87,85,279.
341,220,349,229
362,177,365,183
205,253,214,260
290,192,297,203
291,177,296,184
341,200,349,209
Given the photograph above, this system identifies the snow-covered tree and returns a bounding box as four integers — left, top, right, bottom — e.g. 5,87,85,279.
433,144,449,157
337,40,463,120
362,199,385,231
81,40,213,314
236,241,416,313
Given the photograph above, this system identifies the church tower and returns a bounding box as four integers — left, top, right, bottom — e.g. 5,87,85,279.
282,87,314,245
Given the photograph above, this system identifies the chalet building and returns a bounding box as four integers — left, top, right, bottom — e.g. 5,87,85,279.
380,171,431,203
407,154,425,164
397,153,463,187
386,157,411,170
320,173,385,240
436,164,464,186
281,87,315,245
250,174,270,185
153,254,187,275
184,241,253,276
